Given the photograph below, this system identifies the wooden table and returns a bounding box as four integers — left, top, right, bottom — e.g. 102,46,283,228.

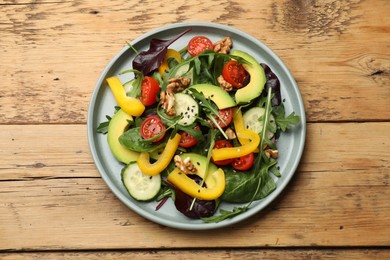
1,0,389,259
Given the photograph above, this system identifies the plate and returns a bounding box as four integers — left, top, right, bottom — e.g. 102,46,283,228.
87,22,306,230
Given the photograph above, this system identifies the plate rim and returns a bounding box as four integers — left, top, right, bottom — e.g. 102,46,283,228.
87,21,306,230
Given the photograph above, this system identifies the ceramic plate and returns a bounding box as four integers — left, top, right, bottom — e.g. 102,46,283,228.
87,22,306,230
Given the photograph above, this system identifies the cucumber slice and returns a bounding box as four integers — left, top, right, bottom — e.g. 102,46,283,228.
174,93,199,126
170,61,193,81
121,162,161,201
123,79,135,94
243,107,276,138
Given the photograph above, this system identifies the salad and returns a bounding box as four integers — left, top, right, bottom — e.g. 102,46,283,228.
97,28,300,223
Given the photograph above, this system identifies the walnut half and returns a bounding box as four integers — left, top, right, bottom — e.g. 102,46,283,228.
160,91,176,116
217,75,233,91
167,77,191,93
265,149,279,159
213,36,233,54
174,155,197,174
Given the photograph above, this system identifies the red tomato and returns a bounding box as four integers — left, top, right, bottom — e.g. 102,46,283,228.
222,60,248,88
179,126,200,148
141,76,160,106
140,115,166,142
211,140,234,166
187,36,213,57
231,153,255,171
211,108,233,128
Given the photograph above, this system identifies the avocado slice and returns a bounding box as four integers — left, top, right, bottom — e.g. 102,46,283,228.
232,50,266,104
189,84,235,109
107,109,139,164
179,153,218,187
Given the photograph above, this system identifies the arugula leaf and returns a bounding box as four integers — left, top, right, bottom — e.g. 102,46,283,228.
96,115,112,134
175,123,204,142
212,54,230,83
202,206,248,223
270,164,281,177
157,107,183,127
273,105,300,132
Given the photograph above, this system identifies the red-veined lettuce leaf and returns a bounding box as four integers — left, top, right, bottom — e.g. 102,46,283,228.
133,28,192,75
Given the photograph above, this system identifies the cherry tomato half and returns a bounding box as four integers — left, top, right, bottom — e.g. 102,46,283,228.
179,126,200,148
187,36,213,57
141,76,160,106
222,60,249,88
140,115,166,142
231,152,255,171
211,140,234,166
210,108,233,128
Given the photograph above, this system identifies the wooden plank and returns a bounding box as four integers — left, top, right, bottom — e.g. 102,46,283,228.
1,122,389,180
0,0,389,124
0,125,97,180
0,124,389,250
0,249,389,259
0,171,388,250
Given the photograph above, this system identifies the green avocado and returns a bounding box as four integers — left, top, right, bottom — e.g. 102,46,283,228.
178,153,219,187
232,50,266,104
107,109,139,164
188,84,236,109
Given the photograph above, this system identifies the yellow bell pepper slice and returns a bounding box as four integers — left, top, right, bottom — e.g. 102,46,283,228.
167,167,225,200
233,108,250,145
137,133,181,176
233,108,260,152
211,129,260,161
158,49,182,77
106,76,145,117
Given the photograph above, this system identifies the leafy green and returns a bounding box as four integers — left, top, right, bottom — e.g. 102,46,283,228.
202,206,248,223
175,123,204,142
273,105,300,132
221,160,277,203
157,107,183,127
119,69,144,98
96,115,111,134
119,127,166,152
132,28,191,75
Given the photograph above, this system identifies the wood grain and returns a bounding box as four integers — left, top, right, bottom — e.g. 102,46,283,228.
1,167,389,250
1,122,388,180
1,0,389,256
0,249,389,260
0,0,389,124
0,123,388,250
